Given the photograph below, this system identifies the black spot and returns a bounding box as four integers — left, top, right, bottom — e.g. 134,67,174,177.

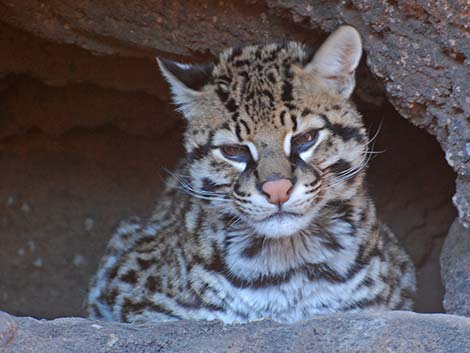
242,236,264,258
290,114,298,131
135,236,157,246
105,288,119,306
231,112,239,122
240,119,251,135
206,249,225,274
343,294,385,310
137,257,154,270
267,72,276,83
121,298,178,321
279,110,286,126
262,89,275,103
361,277,375,288
120,270,138,284
107,265,119,280
285,103,297,111
225,98,238,113
401,288,416,300
234,59,250,67
235,124,242,141
303,263,344,283
324,199,354,222
281,80,293,102
220,122,230,130
301,108,312,117
145,276,161,292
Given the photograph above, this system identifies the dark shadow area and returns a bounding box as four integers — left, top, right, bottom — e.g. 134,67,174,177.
361,101,456,313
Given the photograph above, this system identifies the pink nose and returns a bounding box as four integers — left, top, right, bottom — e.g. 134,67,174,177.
262,178,293,205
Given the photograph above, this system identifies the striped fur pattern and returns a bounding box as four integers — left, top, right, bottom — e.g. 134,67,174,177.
88,26,416,324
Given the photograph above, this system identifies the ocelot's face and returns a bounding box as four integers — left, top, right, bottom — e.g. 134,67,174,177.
159,27,367,237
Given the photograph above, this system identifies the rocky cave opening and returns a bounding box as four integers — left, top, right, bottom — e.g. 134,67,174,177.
0,22,456,320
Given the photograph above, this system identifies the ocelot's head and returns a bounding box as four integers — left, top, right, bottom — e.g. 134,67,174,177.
159,26,369,238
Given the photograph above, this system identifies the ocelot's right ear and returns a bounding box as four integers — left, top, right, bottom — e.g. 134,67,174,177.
157,58,214,119
304,26,362,99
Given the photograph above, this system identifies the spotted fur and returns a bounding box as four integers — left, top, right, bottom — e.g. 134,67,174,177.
88,26,416,324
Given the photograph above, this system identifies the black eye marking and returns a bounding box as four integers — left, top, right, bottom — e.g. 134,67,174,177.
220,145,251,163
291,129,319,153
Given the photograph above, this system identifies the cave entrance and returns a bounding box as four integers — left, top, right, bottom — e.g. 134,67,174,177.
0,26,456,317
360,100,456,313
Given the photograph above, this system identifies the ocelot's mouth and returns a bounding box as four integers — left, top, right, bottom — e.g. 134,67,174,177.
262,211,302,222
253,210,313,238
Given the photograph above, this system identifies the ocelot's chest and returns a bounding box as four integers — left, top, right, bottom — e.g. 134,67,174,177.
193,262,364,323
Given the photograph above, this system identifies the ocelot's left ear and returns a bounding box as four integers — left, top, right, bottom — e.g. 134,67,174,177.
304,26,362,99
157,58,214,119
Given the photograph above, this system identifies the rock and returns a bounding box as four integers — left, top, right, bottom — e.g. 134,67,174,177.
1,310,470,353
441,219,470,317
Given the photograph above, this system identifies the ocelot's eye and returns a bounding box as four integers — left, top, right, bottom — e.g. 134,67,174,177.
291,129,319,152
220,145,251,162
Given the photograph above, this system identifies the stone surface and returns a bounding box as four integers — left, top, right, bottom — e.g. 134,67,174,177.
1,311,470,353
441,219,470,317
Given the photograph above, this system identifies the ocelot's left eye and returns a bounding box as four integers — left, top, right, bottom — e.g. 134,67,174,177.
220,145,251,162
291,129,319,152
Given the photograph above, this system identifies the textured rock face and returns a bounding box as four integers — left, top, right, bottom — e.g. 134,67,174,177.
1,311,470,353
441,219,470,317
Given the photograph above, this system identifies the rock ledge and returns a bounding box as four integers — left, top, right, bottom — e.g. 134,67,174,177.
1,311,469,353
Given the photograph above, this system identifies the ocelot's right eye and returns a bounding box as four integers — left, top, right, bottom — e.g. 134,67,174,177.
220,145,251,162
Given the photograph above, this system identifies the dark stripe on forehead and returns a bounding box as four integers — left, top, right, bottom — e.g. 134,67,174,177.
281,80,293,102
239,119,251,135
279,110,286,126
290,114,298,131
235,123,242,141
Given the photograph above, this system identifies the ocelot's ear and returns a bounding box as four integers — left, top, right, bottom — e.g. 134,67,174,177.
304,26,362,98
157,58,214,119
